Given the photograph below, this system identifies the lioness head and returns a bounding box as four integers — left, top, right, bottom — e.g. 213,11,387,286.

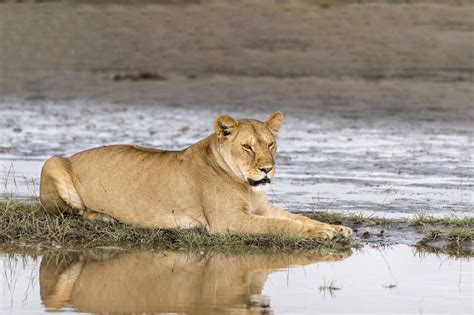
214,112,284,192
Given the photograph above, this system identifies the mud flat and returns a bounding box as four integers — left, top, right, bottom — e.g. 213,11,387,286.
0,0,473,123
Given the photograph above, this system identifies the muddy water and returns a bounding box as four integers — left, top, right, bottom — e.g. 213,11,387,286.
0,245,472,314
1,100,472,217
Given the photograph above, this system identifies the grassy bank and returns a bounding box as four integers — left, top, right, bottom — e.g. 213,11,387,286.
0,202,351,252
1,202,472,255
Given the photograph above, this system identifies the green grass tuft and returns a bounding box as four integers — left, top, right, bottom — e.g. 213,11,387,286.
412,213,474,227
421,228,473,250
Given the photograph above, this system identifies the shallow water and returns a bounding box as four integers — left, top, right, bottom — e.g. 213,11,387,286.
0,245,471,314
1,100,472,217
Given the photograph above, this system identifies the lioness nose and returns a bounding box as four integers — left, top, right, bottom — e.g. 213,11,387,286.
259,167,273,174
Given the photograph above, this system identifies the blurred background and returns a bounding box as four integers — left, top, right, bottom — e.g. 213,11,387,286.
0,0,473,216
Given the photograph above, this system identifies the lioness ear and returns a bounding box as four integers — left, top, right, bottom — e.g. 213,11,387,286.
265,111,284,136
214,115,238,139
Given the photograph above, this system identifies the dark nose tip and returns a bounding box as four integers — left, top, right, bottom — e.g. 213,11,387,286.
259,167,273,174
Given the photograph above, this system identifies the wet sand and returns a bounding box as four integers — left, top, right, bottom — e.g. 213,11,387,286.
0,1,473,122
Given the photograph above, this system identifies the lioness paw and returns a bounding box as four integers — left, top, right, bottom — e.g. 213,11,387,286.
332,224,353,237
304,226,336,239
304,224,352,239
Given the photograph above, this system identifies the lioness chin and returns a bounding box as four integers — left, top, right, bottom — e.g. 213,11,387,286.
40,112,352,239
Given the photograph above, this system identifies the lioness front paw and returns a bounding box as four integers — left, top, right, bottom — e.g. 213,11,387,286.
304,225,336,239
332,224,353,237
304,224,352,239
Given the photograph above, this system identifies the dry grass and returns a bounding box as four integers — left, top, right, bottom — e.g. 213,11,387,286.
2,201,471,255
0,201,352,253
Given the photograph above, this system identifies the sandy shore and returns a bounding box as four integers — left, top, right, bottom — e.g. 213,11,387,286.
0,0,473,122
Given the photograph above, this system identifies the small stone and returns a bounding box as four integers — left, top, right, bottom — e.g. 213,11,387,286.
104,106,123,113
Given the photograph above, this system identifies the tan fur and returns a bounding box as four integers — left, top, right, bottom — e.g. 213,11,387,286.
40,250,351,312
40,112,352,238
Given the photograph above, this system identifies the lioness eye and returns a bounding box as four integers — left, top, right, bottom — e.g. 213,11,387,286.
242,144,252,151
268,142,275,149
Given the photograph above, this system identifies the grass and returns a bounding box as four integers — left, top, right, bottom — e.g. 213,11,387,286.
0,201,352,253
304,211,473,227
319,279,341,298
418,227,473,257
422,228,473,248
411,213,474,227
319,279,341,291
305,211,397,225
1,201,471,255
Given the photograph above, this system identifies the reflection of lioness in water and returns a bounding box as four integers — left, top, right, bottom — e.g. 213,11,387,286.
40,250,351,313
40,112,351,238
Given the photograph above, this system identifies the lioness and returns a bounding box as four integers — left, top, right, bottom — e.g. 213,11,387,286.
40,112,351,238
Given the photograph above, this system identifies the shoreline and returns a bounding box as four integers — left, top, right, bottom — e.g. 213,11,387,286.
1,201,472,257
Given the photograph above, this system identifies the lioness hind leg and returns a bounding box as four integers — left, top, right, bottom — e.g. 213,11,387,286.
40,156,85,215
82,210,116,223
